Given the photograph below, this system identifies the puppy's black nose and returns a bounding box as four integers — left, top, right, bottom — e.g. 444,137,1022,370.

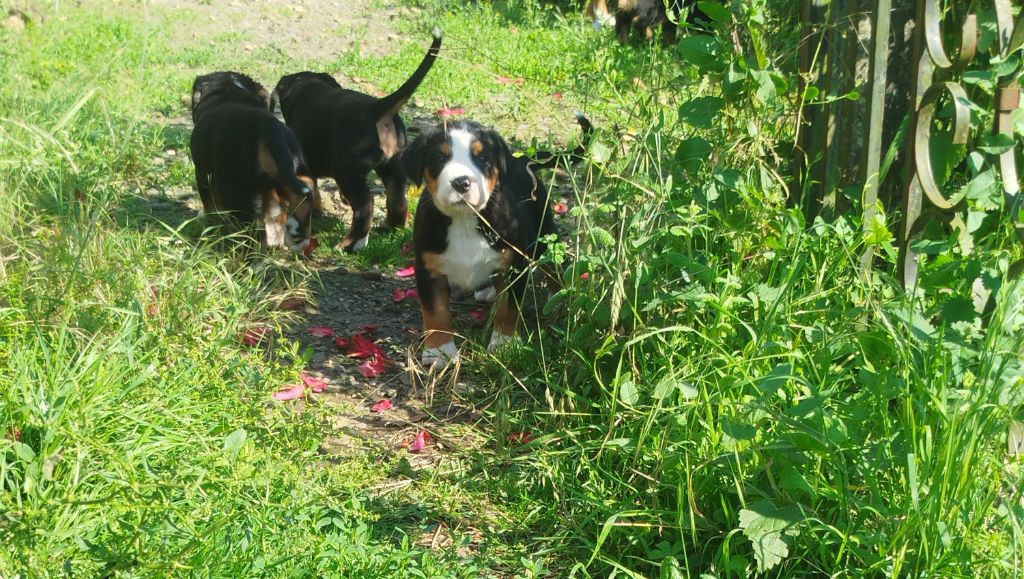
450,176,471,194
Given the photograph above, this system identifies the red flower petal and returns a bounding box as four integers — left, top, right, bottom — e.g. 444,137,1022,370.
300,372,328,393
357,354,388,378
395,265,416,278
273,383,305,401
392,288,420,303
408,430,431,453
506,431,535,444
308,325,335,338
334,336,350,349
552,92,563,100
361,323,379,334
371,399,394,413
436,107,465,117
580,272,590,280
553,202,569,215
241,326,269,346
304,237,319,256
347,334,384,358
469,309,485,321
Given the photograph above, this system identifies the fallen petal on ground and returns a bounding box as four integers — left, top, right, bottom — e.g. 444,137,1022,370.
308,325,335,338
395,265,416,278
300,373,328,393
273,383,305,401
371,399,394,413
408,431,431,453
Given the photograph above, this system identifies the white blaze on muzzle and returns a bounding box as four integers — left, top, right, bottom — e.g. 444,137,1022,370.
433,128,492,215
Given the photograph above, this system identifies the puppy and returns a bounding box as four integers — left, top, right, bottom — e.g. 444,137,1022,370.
272,30,443,252
189,71,317,251
402,114,593,366
615,0,712,44
586,0,614,29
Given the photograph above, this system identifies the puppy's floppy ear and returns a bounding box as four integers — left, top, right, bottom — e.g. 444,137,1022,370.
489,130,514,182
401,132,430,186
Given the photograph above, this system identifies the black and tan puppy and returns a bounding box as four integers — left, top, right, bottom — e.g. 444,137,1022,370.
272,30,443,252
402,114,592,366
615,0,712,44
189,71,317,252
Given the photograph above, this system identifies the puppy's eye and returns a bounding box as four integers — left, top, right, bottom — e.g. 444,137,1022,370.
475,153,489,164
434,151,448,163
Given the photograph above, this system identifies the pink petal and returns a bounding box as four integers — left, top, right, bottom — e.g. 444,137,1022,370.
371,399,394,413
300,373,328,393
469,309,485,321
273,383,305,401
303,237,319,256
361,323,379,334
308,325,335,338
395,265,416,278
497,76,525,85
552,92,563,100
241,326,269,346
580,272,590,280
408,430,431,453
401,241,414,255
436,107,465,117
357,354,388,378
392,288,419,303
347,334,384,359
553,202,569,215
334,336,350,349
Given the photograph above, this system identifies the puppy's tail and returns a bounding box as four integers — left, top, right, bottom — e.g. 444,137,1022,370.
262,126,314,200
374,29,443,120
530,113,594,170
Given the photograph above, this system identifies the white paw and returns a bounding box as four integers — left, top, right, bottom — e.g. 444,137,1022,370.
473,285,497,303
422,341,459,367
350,235,369,252
487,331,516,352
289,238,310,253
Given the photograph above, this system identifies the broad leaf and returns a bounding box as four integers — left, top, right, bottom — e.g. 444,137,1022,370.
739,500,803,572
678,96,724,129
619,380,639,405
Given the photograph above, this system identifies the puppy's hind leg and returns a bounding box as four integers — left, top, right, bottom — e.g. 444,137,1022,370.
336,173,374,253
377,155,409,230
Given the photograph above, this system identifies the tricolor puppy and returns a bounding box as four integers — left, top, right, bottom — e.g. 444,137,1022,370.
615,0,713,44
402,115,592,366
272,30,442,252
189,71,318,252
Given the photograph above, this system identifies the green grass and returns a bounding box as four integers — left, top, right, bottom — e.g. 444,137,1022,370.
2,0,1023,577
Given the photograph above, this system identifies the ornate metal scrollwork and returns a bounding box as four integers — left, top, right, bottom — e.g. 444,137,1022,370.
900,0,1024,288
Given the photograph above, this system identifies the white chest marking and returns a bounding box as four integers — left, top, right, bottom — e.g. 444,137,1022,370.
440,216,501,291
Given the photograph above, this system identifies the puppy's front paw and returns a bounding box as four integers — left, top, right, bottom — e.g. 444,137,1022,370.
338,234,370,253
487,331,517,352
422,341,459,367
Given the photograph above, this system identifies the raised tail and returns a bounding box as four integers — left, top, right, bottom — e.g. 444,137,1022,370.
530,113,594,170
374,29,443,120
262,123,313,200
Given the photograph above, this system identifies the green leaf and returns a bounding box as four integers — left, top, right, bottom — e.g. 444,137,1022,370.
653,376,678,400
619,380,639,406
678,96,724,129
590,227,616,247
223,428,247,459
778,464,815,497
13,442,36,461
660,556,686,579
977,132,1015,155
750,70,777,105
675,137,712,175
738,501,803,573
697,1,730,24
676,36,722,72
590,141,613,163
757,363,793,395
679,382,699,399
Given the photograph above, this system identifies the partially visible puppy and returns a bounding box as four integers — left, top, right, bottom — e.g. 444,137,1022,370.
272,30,442,252
402,115,593,366
586,0,614,29
615,0,713,44
189,71,318,252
